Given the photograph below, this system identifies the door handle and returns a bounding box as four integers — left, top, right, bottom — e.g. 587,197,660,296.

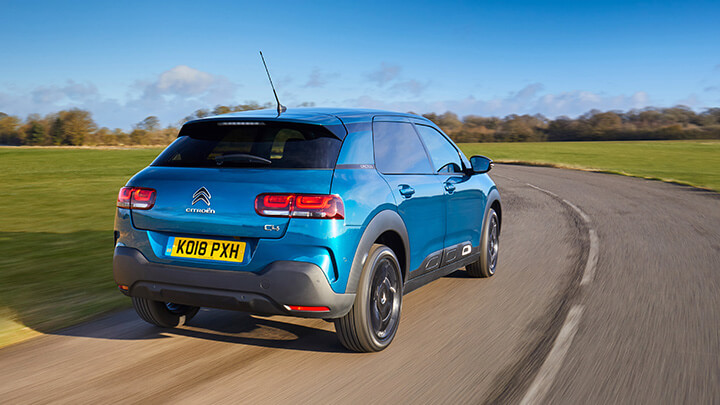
444,182,456,193
398,184,415,198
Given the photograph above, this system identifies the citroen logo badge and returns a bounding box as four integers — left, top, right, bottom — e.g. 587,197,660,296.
192,187,211,206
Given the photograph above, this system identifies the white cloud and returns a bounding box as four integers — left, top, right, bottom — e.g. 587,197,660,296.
390,79,428,96
31,80,99,104
0,67,712,131
156,65,215,95
364,63,429,96
513,83,544,102
0,66,240,129
341,86,655,118
121,65,240,127
303,68,339,88
534,90,649,116
366,63,402,86
137,65,236,101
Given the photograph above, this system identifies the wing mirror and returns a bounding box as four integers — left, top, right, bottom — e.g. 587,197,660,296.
469,155,493,174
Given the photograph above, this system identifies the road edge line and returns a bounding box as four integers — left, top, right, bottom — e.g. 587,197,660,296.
517,182,599,404
527,183,598,285
580,229,599,286
519,305,585,405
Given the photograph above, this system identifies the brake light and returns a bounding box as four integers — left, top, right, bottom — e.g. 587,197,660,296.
255,193,344,219
117,187,156,210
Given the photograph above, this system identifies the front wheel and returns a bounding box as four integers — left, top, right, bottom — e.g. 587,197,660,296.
334,244,403,352
467,208,499,278
132,297,199,328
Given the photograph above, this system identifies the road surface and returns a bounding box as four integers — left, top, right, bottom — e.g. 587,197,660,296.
1,165,718,404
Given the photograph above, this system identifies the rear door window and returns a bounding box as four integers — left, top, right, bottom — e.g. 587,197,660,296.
373,121,432,174
414,124,463,173
152,121,341,169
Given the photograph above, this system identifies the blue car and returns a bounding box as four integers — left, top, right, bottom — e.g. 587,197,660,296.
113,108,501,352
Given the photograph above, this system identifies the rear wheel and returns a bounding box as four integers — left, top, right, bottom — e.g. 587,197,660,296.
132,297,199,328
334,244,403,352
467,208,499,278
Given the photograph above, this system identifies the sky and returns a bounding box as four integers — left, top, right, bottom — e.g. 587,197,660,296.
1,0,719,129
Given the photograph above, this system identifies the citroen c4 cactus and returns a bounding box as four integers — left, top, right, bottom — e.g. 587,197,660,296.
113,108,501,352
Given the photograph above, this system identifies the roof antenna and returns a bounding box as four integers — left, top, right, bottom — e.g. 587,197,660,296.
259,51,287,115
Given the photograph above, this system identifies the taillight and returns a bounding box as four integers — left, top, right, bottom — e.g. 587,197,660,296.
117,187,133,208
294,195,344,218
258,194,293,216
117,187,156,210
255,193,344,219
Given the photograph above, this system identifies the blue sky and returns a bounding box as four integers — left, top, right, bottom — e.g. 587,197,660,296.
1,0,719,129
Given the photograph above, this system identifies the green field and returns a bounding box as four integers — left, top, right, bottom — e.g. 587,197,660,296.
460,140,720,192
0,147,163,346
0,141,717,347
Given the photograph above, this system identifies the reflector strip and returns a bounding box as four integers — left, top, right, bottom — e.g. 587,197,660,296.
284,305,330,312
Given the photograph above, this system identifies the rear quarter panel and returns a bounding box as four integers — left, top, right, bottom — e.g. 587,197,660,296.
330,126,398,292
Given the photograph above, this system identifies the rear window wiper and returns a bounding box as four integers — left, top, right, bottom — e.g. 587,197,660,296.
215,153,271,166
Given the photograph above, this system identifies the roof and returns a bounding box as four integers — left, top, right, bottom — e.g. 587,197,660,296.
196,107,424,123
188,107,433,139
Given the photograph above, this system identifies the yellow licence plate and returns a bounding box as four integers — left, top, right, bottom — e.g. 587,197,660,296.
167,237,246,263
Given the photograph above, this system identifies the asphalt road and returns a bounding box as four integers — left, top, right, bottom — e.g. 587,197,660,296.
1,165,718,404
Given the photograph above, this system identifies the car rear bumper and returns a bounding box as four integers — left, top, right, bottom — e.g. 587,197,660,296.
113,246,355,318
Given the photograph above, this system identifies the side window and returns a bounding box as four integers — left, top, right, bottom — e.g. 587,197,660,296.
415,124,462,173
373,121,432,174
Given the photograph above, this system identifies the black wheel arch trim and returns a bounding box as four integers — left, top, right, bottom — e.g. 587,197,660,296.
346,209,410,294
486,188,502,233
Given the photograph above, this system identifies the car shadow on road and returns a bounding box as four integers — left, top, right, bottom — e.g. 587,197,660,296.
49,308,347,353
444,269,472,278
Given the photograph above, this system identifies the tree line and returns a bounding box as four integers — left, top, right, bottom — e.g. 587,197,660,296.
0,103,273,146
1,103,719,146
421,106,720,142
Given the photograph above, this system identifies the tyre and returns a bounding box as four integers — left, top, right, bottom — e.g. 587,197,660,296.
334,244,403,352
132,297,199,328
467,208,500,278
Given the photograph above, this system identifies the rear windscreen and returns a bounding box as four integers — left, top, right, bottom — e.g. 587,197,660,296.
152,121,342,169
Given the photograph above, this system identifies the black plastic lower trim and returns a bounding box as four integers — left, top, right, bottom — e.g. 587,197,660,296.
113,246,355,318
404,250,481,294
407,241,475,283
